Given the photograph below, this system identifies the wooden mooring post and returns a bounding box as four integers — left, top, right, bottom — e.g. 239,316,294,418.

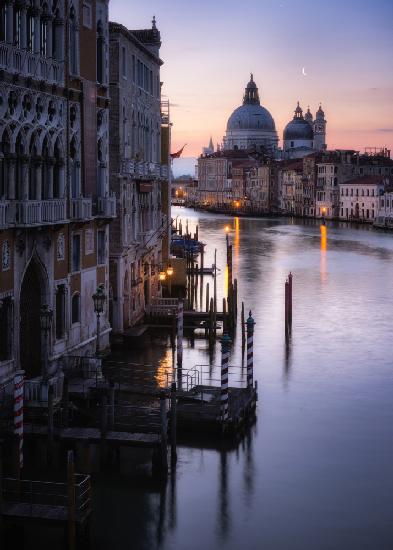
67,450,76,550
288,272,293,326
241,302,246,351
170,383,177,465
160,391,168,475
48,383,54,465
63,376,69,428
100,394,108,467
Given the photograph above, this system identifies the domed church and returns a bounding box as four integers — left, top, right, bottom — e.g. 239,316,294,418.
223,74,279,154
283,102,327,159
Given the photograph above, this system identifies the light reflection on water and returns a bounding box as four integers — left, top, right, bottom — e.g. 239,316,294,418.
92,209,393,550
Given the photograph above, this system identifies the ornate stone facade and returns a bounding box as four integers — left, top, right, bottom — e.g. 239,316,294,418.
0,0,115,387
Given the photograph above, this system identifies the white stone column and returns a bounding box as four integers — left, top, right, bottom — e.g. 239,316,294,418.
21,157,30,200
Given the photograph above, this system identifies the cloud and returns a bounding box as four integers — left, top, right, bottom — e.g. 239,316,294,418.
377,128,393,133
170,103,181,108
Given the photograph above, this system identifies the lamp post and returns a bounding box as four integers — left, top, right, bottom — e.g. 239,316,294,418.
166,263,174,297
93,284,106,356
40,305,53,379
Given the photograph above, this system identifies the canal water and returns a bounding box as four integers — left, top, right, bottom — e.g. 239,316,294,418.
93,208,393,550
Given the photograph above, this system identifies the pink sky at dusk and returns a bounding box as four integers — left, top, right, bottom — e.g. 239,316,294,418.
109,0,393,164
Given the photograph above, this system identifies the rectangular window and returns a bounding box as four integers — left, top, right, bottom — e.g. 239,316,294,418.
121,46,126,77
132,55,136,81
72,234,81,272
55,285,66,340
82,2,92,28
97,230,105,264
0,297,12,361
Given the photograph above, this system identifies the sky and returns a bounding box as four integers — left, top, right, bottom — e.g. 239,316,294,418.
109,0,393,174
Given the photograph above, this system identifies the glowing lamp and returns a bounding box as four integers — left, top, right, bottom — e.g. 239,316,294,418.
166,264,174,277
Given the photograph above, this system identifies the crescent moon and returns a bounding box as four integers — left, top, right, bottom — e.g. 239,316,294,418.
302,67,307,76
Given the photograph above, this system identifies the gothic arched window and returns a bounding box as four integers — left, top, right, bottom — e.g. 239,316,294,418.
69,5,78,75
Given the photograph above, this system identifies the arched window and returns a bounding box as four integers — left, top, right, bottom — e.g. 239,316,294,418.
53,139,61,198
71,293,80,324
69,5,78,75
40,4,48,56
96,20,105,84
0,3,6,42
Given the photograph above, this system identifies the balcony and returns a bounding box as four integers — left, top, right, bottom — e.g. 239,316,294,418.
0,43,64,85
0,201,17,229
14,199,67,226
96,194,116,219
70,197,93,221
24,373,64,407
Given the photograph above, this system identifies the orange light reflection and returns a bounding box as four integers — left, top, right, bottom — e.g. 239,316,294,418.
320,224,327,282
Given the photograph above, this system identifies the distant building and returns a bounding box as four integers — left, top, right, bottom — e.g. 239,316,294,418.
283,103,327,159
339,176,388,222
223,75,278,154
108,18,170,331
375,188,393,228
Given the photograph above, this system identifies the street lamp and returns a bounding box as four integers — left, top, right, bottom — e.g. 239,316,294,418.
166,263,174,297
40,304,53,379
93,284,106,356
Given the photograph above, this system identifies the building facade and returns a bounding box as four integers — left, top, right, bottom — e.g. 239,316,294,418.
108,19,170,332
339,176,388,222
0,0,115,388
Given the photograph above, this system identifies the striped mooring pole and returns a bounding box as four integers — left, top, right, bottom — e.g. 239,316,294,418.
220,333,231,423
14,371,24,470
176,299,184,368
246,311,255,389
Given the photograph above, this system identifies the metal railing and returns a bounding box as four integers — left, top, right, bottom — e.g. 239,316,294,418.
24,374,64,405
146,298,179,316
2,474,91,515
63,355,103,382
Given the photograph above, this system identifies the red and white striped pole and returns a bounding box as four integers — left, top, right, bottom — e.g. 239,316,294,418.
14,371,24,471
220,333,231,423
246,311,255,389
176,299,183,369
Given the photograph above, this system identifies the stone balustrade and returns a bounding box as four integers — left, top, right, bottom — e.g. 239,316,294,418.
70,197,93,220
14,199,67,226
0,43,64,85
97,194,117,218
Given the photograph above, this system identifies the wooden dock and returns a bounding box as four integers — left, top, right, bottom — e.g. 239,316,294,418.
175,384,257,434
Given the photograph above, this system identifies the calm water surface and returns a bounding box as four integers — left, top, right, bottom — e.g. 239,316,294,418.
93,209,393,550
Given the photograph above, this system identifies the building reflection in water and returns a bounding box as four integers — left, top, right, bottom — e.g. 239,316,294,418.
218,449,230,542
320,224,328,283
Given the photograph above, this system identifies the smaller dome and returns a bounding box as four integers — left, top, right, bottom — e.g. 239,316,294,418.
284,102,314,140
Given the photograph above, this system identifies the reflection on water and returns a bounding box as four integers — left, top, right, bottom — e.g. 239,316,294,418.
320,223,328,283
92,210,393,550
